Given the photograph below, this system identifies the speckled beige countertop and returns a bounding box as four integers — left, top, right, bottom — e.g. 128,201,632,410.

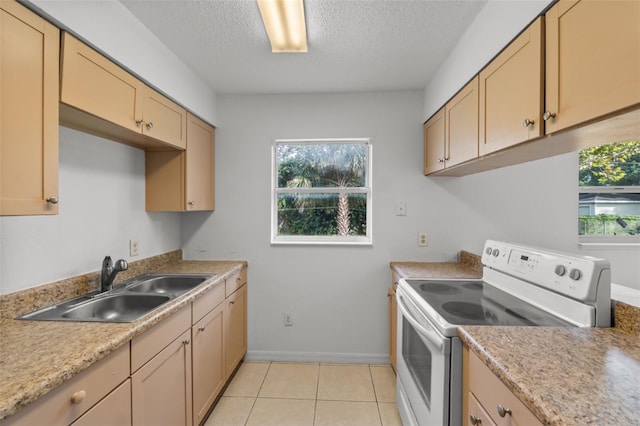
390,250,484,281
0,253,246,421
458,325,640,426
391,252,640,426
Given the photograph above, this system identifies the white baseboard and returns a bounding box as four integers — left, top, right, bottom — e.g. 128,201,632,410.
245,350,390,365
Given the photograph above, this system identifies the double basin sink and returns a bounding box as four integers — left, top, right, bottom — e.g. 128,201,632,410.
18,274,215,323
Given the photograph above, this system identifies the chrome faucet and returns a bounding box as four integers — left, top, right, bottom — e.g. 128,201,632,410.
101,256,128,292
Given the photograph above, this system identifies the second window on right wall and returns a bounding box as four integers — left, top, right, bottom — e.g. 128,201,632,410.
579,140,640,243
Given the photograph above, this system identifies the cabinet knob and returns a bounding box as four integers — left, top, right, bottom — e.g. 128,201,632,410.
469,414,481,425
496,404,512,417
135,119,144,127
198,326,205,332
522,118,535,127
70,390,86,404
543,111,556,121
437,158,445,164
46,197,59,204
183,338,190,345
188,201,195,206
229,301,235,305
146,122,154,130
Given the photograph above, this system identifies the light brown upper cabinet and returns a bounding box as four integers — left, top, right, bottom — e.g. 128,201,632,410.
146,113,215,211
1,0,59,216
445,76,479,168
423,108,446,175
479,17,543,156
60,33,187,150
424,77,479,174
544,0,640,134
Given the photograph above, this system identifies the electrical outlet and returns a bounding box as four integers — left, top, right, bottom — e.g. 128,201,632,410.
284,312,293,326
129,239,140,256
418,232,428,247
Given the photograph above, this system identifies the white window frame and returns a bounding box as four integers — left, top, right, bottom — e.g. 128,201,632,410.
271,138,373,245
578,186,640,246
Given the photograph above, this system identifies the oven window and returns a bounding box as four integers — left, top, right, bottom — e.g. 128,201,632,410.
402,316,432,407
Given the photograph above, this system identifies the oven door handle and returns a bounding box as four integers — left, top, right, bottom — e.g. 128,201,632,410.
397,293,447,355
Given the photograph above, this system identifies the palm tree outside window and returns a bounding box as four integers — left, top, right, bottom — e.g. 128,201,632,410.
271,139,372,245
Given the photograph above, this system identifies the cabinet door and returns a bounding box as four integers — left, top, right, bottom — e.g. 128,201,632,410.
224,284,247,378
545,0,640,134
479,17,543,156
139,86,187,149
388,282,397,372
185,113,215,211
446,76,479,168
0,0,59,216
192,303,225,425
423,108,446,175
132,329,193,426
71,380,132,426
60,33,142,134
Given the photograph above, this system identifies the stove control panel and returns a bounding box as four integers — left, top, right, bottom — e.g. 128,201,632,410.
482,240,610,302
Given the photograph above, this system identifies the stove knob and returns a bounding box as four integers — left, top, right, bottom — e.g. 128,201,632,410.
569,269,582,281
554,265,566,277
485,247,493,255
492,248,500,257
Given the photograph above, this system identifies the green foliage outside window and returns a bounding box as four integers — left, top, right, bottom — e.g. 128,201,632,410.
275,142,369,239
578,141,640,237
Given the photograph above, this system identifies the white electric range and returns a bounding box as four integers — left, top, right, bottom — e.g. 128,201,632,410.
395,240,611,426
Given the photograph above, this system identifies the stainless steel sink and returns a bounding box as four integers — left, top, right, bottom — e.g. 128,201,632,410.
126,274,210,296
61,293,170,322
17,273,215,323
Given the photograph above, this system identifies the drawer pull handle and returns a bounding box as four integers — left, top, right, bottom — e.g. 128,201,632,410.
71,390,86,404
469,414,481,425
496,404,512,417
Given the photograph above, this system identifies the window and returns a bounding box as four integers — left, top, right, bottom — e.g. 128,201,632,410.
271,139,372,245
578,140,640,244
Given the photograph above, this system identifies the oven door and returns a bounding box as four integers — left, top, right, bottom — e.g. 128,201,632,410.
396,287,451,426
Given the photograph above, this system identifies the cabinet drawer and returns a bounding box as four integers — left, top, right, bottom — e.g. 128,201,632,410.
71,379,132,426
467,392,496,426
3,344,129,426
467,350,542,426
131,305,190,372
225,268,247,297
192,281,225,324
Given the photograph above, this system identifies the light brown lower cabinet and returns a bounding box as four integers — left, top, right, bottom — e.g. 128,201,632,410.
192,303,225,425
463,345,542,426
388,277,397,372
225,283,247,378
132,329,193,426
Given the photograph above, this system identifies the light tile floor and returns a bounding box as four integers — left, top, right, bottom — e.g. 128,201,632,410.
204,362,401,426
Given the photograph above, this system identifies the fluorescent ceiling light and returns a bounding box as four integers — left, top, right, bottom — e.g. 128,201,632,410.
257,0,308,53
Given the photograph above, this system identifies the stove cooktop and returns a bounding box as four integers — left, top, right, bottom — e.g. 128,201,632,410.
404,279,572,331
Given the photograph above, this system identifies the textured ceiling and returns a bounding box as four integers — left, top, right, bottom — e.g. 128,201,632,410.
119,0,488,94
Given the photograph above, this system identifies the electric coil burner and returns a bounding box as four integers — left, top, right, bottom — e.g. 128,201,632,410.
395,240,611,426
